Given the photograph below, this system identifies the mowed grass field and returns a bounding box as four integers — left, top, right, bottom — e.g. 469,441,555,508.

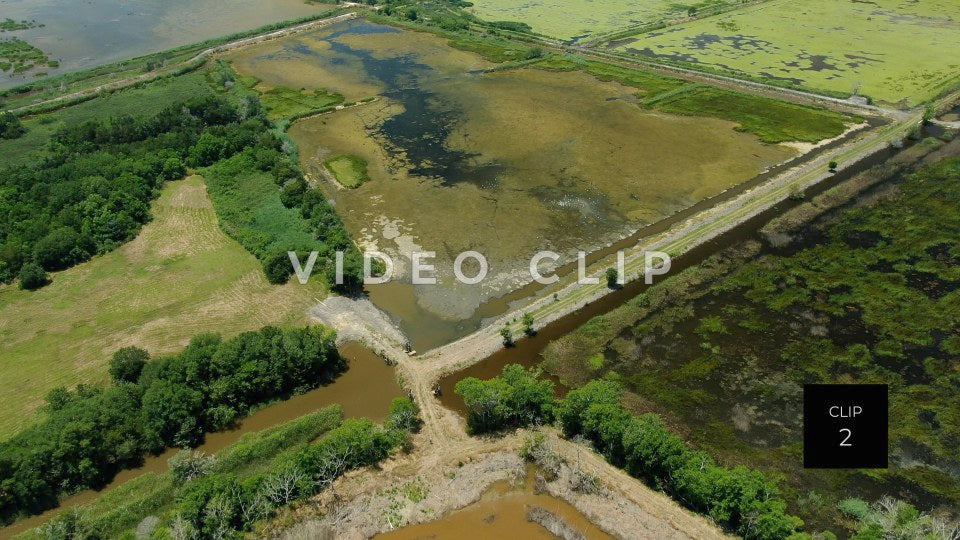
466,0,735,41
0,176,324,439
614,0,960,106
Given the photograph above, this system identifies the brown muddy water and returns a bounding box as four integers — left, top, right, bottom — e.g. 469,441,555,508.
0,341,401,538
229,19,811,352
376,466,613,540
0,0,334,88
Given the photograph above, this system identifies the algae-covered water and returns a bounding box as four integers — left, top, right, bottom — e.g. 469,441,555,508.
231,19,797,351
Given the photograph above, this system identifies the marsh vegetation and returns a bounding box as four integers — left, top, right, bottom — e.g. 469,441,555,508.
542,146,960,532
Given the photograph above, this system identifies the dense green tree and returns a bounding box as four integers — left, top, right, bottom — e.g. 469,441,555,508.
109,346,149,383
32,228,95,271
141,380,205,451
606,267,619,288
556,379,621,437
455,364,554,434
386,396,422,433
263,250,294,284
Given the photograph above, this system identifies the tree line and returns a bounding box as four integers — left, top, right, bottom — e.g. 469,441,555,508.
0,325,343,524
0,95,364,290
39,398,420,538
456,366,802,539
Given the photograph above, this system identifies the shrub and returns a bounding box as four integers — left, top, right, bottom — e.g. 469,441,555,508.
168,450,216,484
499,325,513,346
522,312,535,335
17,262,49,290
0,111,25,139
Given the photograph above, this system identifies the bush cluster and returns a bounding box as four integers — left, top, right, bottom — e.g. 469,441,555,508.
456,367,802,539
0,97,245,285
558,380,802,539
454,364,555,434
145,398,419,538
0,111,25,139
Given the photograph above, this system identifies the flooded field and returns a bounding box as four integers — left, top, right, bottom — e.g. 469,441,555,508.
0,342,402,537
231,20,800,350
0,0,333,88
613,0,960,106
376,467,613,540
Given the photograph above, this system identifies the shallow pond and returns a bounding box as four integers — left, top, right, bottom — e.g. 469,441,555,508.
0,0,332,88
231,19,798,351
376,466,613,540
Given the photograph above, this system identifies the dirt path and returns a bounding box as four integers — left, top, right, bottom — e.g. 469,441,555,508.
308,295,729,538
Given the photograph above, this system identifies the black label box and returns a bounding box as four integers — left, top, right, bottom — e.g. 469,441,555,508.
803,384,888,469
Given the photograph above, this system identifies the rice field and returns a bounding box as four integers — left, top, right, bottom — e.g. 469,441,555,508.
613,0,960,106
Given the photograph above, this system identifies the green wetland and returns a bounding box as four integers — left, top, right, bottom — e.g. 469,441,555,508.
230,19,853,351
536,140,960,533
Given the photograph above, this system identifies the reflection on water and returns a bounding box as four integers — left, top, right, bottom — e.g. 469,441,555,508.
0,341,401,537
0,0,330,88
376,466,613,540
